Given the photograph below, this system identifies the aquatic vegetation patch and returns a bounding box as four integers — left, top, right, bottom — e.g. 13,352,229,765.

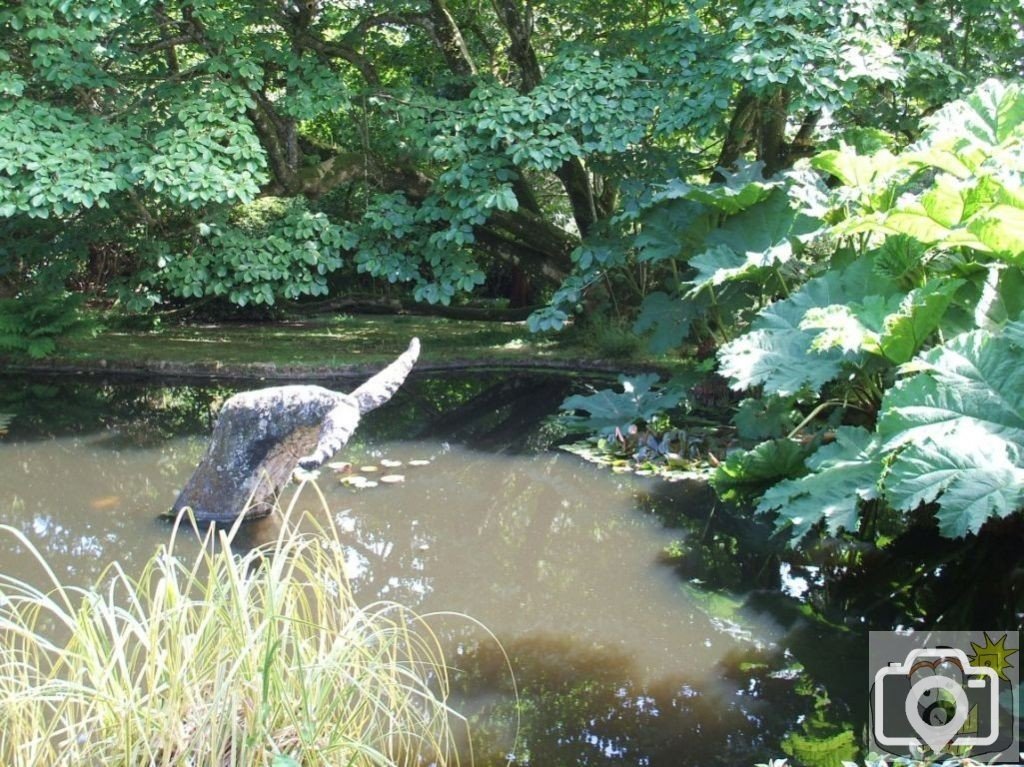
0,492,468,766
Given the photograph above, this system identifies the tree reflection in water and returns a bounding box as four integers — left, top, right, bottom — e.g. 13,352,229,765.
447,635,804,767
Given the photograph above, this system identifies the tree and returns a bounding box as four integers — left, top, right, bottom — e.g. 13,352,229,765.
0,0,1018,314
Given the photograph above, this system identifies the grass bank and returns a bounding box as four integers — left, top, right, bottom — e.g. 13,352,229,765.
6,313,673,380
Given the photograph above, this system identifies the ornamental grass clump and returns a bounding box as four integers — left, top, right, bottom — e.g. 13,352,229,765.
0,492,466,766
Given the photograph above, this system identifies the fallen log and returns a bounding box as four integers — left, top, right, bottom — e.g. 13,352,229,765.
171,338,419,523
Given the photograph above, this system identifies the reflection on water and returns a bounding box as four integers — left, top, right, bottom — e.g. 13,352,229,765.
0,373,823,766
453,638,805,766
0,433,206,582
298,443,786,681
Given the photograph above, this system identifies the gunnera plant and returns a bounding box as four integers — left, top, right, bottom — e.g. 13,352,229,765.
0,487,469,766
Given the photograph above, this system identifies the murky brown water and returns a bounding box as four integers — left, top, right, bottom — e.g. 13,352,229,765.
0,374,812,765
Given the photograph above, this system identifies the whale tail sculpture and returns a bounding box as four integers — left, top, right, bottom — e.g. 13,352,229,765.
171,338,420,523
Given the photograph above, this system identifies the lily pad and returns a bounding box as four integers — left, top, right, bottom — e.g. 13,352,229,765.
408,459,431,467
380,459,403,468
340,475,379,489
380,474,406,484
359,465,379,473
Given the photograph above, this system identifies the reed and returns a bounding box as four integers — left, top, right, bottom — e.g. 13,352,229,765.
0,485,467,766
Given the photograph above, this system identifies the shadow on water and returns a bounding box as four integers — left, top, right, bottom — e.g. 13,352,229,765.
450,636,806,767
1,371,1019,767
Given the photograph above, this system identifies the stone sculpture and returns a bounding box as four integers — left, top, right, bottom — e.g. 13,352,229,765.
172,338,419,522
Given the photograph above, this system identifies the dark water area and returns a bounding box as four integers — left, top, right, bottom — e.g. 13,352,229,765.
6,370,1013,766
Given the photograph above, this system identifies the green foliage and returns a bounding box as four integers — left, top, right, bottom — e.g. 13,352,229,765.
580,316,643,359
801,277,963,364
527,274,596,332
343,192,486,306
716,79,1024,543
733,395,800,441
0,100,137,218
718,256,893,396
835,80,1024,258
781,729,859,767
0,86,266,220
143,198,344,307
687,186,822,293
2,0,1019,315
757,427,884,540
548,163,828,356
879,329,1024,537
135,84,268,208
0,291,97,358
711,439,810,502
559,374,687,437
633,291,699,354
657,164,776,215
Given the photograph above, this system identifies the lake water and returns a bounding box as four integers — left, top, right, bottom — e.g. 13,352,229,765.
0,372,850,766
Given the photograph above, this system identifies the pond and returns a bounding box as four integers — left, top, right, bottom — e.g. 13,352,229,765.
0,371,862,766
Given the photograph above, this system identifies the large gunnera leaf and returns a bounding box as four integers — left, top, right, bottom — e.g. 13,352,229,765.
711,438,810,502
879,329,1024,536
919,78,1024,158
801,277,963,364
559,374,686,436
687,188,821,293
718,255,895,395
655,161,775,215
632,291,700,354
864,80,1024,261
885,430,1024,538
756,427,884,543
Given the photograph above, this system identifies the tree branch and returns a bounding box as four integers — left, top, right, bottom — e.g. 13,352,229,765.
293,29,381,85
247,92,302,194
339,12,434,47
473,227,570,283
492,0,597,235
426,0,477,79
487,207,577,272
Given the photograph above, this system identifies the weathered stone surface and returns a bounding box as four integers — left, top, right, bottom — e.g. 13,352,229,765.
172,338,419,523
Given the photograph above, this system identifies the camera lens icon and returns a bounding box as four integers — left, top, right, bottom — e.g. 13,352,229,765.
873,648,1000,755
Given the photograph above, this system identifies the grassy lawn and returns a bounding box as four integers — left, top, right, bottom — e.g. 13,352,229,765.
41,313,636,375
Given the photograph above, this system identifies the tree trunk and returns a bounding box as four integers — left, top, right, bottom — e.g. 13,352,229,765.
713,88,759,179
427,0,477,78
493,0,598,235
757,88,790,176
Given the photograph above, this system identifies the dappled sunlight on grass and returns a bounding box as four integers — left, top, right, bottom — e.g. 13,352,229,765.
54,314,588,370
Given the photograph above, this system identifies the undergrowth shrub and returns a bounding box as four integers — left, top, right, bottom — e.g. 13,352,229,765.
0,290,97,358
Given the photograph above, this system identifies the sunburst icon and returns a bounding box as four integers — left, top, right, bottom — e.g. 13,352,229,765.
968,632,1018,682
